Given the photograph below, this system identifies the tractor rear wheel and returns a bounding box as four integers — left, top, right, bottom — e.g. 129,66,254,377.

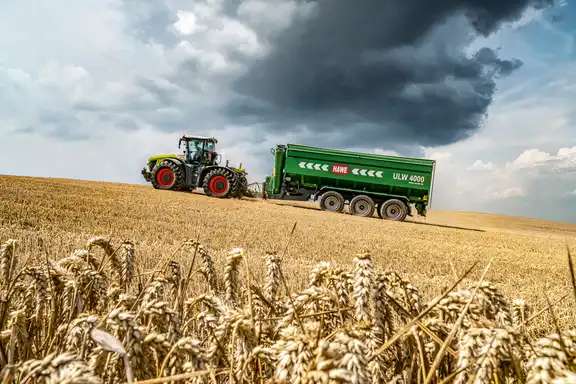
349,195,375,217
234,173,248,198
202,168,237,198
379,199,408,221
151,160,185,191
319,191,345,213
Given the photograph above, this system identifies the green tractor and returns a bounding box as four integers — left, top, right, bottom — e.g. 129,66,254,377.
141,135,249,198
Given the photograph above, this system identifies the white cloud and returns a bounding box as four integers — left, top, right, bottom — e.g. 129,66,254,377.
467,160,495,172
512,148,552,166
488,187,525,200
174,11,205,36
423,151,453,161
171,0,311,79
174,8,264,59
506,146,576,173
558,147,576,157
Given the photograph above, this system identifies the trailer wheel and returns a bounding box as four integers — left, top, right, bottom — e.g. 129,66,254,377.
379,199,408,221
319,191,345,213
376,203,383,218
349,195,375,217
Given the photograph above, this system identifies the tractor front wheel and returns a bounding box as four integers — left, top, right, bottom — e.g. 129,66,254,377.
151,160,185,191
202,169,237,198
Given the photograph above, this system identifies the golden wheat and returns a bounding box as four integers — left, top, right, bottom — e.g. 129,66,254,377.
0,234,573,383
2,175,576,382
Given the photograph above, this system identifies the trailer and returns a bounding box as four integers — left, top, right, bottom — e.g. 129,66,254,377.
263,144,436,221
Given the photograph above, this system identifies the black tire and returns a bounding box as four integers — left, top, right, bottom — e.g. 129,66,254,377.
151,160,185,191
202,168,238,198
379,199,408,221
319,191,345,213
234,173,248,198
349,195,375,217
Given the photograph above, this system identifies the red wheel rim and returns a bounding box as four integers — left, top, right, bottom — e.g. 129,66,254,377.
156,168,174,187
209,175,228,195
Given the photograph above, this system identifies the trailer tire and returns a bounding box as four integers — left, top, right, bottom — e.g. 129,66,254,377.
379,199,408,221
349,195,375,217
319,191,345,213
376,203,383,218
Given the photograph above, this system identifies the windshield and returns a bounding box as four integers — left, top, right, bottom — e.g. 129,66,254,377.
204,141,215,152
188,140,215,152
187,139,216,162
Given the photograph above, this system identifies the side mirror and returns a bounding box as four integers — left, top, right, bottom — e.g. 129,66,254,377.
215,154,222,165
178,139,182,149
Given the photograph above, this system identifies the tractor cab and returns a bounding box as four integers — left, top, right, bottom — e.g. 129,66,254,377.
178,135,220,166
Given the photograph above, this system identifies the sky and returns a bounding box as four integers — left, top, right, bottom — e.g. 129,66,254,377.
0,0,575,223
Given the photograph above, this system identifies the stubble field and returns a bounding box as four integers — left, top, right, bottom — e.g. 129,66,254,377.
1,174,576,383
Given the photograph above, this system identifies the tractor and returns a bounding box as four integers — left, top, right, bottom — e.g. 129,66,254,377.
141,135,249,198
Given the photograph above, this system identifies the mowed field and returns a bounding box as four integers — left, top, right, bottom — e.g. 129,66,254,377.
1,174,575,337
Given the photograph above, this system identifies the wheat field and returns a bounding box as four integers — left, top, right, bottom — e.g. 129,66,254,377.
1,174,576,383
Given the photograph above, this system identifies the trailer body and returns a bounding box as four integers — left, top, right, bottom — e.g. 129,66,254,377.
264,144,436,220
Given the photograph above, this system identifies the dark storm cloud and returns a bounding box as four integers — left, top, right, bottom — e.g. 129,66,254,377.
474,47,524,77
228,0,556,148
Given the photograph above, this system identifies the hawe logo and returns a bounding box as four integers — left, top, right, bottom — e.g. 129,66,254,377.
331,164,350,175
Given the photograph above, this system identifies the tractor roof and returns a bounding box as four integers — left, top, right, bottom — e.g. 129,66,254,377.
181,135,218,143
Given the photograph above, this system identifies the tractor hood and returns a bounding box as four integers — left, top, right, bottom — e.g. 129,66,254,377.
147,154,185,163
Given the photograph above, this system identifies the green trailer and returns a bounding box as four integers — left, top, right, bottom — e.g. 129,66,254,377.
263,143,436,221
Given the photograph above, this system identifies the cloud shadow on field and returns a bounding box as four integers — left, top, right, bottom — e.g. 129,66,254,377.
267,200,486,232
405,220,486,232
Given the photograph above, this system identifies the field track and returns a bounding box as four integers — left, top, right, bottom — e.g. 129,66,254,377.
1,174,576,336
